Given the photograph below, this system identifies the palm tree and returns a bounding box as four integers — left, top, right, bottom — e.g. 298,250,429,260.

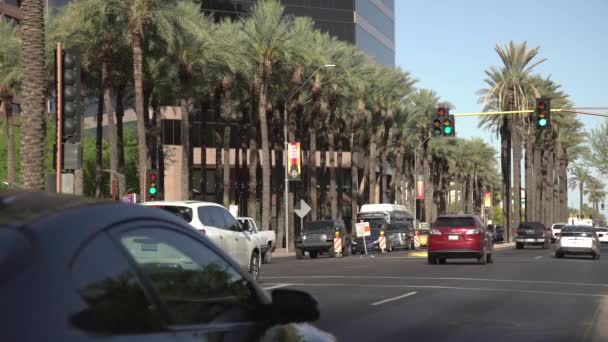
116,0,182,199
240,0,295,230
557,119,587,221
589,122,608,176
19,0,48,190
569,165,591,218
479,41,545,240
585,177,607,223
0,21,21,188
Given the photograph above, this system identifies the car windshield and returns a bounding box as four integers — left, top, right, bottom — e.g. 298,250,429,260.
561,226,595,237
518,222,545,231
595,228,608,232
434,217,475,228
553,224,565,230
304,222,334,232
152,206,193,223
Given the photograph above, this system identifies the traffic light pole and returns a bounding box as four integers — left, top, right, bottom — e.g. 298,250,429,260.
414,135,431,227
452,108,608,117
55,42,63,193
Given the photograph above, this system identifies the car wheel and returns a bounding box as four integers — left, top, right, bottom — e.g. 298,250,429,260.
295,248,305,259
486,253,493,264
516,243,524,250
309,252,318,259
555,252,563,258
438,258,447,264
263,246,273,264
594,253,600,260
249,251,261,281
478,248,487,265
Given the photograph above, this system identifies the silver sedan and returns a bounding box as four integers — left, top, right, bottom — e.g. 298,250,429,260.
555,225,600,259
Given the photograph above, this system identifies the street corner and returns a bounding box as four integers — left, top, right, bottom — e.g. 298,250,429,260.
408,250,428,257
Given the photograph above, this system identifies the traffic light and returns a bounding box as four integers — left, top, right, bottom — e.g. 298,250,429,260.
431,107,455,137
146,169,161,201
60,48,82,143
535,98,551,129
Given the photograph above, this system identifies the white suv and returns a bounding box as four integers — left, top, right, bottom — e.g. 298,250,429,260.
141,201,262,280
550,222,567,243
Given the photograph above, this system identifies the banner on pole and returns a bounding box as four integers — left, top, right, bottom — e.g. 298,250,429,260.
287,142,301,181
416,176,424,200
484,192,492,207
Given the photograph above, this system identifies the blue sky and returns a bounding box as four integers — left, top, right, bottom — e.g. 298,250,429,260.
395,0,607,210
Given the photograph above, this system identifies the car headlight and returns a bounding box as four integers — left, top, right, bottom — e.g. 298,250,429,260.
320,234,327,240
302,235,307,240
352,241,357,245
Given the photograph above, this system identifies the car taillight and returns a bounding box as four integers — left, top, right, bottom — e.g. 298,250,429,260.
430,229,442,235
465,229,481,235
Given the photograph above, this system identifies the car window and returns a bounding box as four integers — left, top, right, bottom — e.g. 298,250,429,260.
222,210,241,232
239,219,251,231
197,206,225,229
595,228,608,232
434,217,476,228
71,233,164,334
553,224,565,230
118,227,258,326
152,206,193,223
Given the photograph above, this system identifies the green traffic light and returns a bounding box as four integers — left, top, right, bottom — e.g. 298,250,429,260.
444,126,452,134
149,187,157,195
538,118,547,127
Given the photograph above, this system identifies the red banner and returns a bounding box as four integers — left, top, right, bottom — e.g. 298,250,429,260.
416,177,424,200
484,192,492,207
287,142,301,181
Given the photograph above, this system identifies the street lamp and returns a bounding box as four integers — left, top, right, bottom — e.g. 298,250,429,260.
284,64,335,253
413,135,431,227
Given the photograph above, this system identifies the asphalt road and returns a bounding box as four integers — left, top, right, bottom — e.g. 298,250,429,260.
260,244,608,342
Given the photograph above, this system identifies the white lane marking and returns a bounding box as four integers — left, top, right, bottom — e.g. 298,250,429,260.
263,284,291,290
371,291,417,306
261,276,608,288
534,256,543,259
280,283,608,298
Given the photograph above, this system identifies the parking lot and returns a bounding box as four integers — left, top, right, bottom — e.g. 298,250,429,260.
260,244,608,341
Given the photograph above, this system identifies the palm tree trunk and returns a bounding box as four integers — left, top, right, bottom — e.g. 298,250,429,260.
559,157,568,222
512,128,522,228
19,0,47,190
95,91,103,199
223,124,231,207
534,132,543,220
130,29,149,199
369,130,378,204
337,139,343,220
525,135,534,221
154,99,164,199
257,67,272,231
180,76,192,201
102,61,118,199
248,125,258,222
351,133,359,229
500,116,512,241
3,99,16,187
116,85,126,196
579,182,584,218
309,127,317,221
328,125,337,219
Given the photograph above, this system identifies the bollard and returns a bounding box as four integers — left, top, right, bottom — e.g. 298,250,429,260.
379,230,386,253
334,231,342,257
414,231,421,249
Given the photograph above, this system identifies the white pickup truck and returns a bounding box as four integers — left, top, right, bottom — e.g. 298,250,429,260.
237,217,276,263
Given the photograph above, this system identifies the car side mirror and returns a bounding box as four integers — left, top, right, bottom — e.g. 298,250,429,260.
270,289,320,324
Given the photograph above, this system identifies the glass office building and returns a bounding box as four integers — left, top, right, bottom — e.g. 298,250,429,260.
202,0,395,67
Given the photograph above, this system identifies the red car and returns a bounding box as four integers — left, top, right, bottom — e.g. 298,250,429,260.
428,214,494,264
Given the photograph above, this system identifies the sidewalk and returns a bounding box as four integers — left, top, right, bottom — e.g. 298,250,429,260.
272,242,515,259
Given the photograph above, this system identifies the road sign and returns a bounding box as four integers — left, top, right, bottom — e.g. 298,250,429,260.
229,205,238,217
294,199,311,218
121,193,137,204
355,222,371,237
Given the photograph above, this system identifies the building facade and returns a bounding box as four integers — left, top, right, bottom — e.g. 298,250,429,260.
201,0,395,66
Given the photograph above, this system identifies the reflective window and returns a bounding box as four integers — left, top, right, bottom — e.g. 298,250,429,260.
198,206,227,230
153,205,193,223
222,209,241,231
119,228,258,326
355,0,394,41
355,25,395,66
71,234,164,334
162,119,181,145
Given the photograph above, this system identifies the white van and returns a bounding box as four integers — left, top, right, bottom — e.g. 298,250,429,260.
356,204,414,229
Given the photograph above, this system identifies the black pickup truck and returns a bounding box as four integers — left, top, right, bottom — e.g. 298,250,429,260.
295,221,352,258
